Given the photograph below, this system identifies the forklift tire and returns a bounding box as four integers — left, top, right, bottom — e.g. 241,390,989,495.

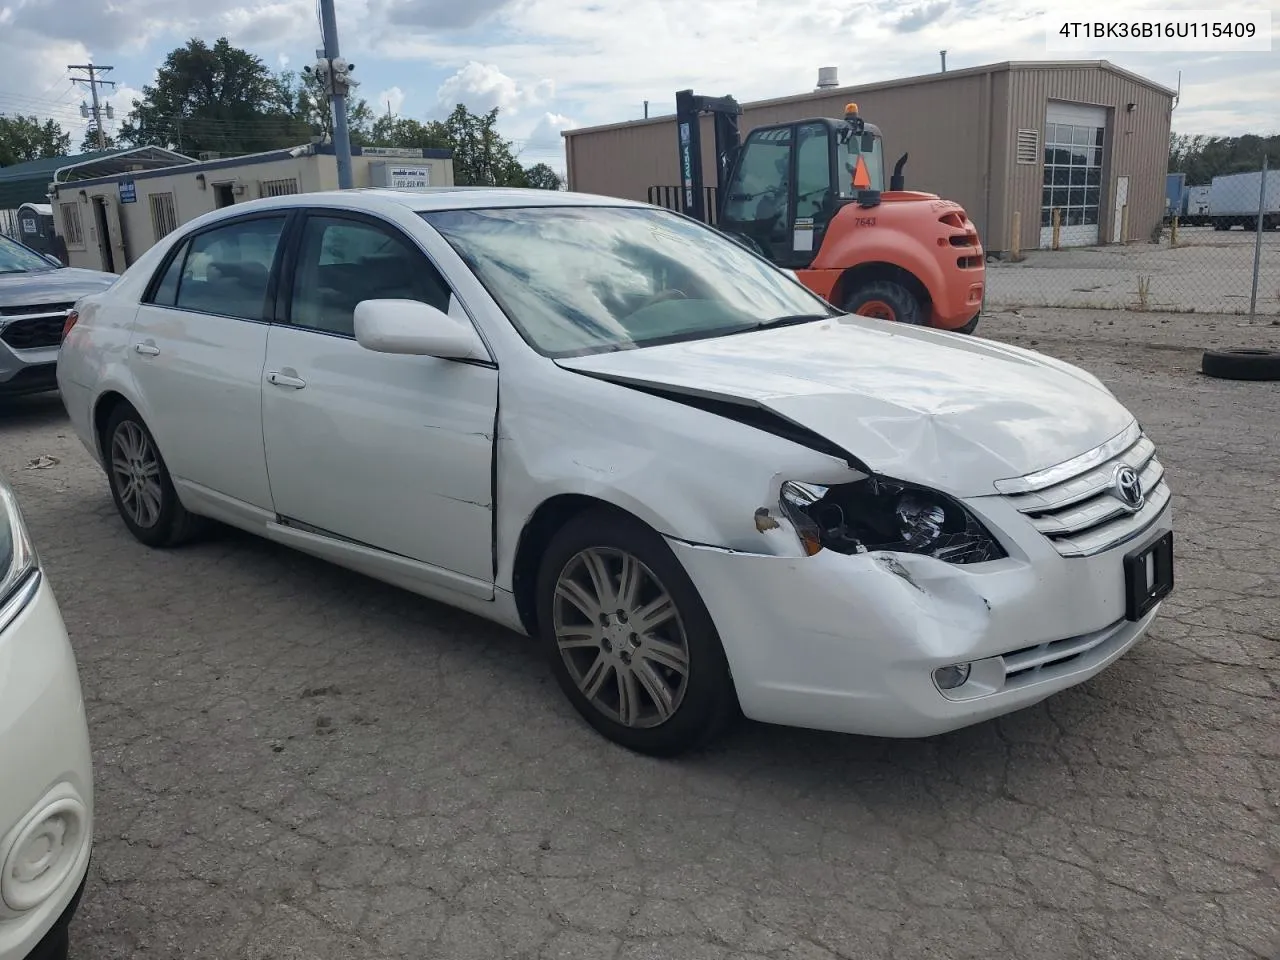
843,280,924,325
956,314,980,335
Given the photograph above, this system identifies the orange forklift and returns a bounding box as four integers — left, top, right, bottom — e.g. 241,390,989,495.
660,90,986,333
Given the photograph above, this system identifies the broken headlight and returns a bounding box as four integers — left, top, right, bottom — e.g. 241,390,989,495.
778,477,1005,564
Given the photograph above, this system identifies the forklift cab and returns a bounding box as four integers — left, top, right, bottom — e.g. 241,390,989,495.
719,106,887,270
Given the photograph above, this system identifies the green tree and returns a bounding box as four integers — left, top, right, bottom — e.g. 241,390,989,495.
284,69,376,147
80,127,116,153
118,37,307,156
368,115,451,151
1169,130,1280,182
523,162,563,190
0,114,71,167
440,104,528,187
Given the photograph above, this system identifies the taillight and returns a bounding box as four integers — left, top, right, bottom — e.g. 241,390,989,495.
61,309,79,341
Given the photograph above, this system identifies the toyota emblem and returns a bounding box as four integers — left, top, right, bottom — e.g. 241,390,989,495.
1112,464,1144,511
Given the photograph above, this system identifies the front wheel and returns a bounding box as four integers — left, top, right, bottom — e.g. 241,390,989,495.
535,509,737,756
843,279,925,325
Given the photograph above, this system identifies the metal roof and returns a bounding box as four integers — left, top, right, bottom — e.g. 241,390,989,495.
0,146,193,208
563,59,1178,138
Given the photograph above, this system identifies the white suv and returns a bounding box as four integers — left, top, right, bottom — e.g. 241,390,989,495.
0,475,93,960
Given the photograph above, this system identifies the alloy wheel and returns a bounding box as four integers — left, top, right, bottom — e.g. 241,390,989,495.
552,547,691,728
110,421,163,529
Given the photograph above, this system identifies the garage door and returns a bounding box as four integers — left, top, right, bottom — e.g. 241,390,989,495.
1040,101,1107,248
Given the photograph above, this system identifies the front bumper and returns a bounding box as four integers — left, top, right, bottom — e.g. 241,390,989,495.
0,573,94,960
668,500,1172,739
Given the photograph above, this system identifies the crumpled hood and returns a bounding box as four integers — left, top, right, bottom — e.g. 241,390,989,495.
0,267,117,309
555,315,1135,497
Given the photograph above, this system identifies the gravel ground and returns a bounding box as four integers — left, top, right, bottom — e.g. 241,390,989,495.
986,228,1280,316
1,307,1277,960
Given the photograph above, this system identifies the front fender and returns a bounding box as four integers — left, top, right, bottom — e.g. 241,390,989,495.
493,366,863,589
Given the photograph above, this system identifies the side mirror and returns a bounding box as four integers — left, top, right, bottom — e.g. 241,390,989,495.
353,299,489,360
43,253,63,267
860,132,875,153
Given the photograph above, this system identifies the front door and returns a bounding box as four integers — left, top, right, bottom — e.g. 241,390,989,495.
92,198,115,272
127,212,286,515
1113,176,1130,243
260,210,497,592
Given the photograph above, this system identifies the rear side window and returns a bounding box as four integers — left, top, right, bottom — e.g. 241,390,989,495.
174,217,287,321
149,240,189,307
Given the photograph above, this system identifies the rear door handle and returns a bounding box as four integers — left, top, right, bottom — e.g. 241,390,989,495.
267,371,307,389
134,341,160,356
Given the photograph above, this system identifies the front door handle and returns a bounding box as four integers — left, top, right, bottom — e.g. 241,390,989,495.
134,341,160,356
267,371,307,389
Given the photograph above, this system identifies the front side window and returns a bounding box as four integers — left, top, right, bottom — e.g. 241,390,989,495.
288,216,452,337
175,217,286,321
422,205,835,358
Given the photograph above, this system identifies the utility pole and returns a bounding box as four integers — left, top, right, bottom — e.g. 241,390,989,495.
314,0,354,189
69,63,116,149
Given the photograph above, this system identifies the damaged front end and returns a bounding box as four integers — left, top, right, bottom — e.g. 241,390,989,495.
774,475,1006,564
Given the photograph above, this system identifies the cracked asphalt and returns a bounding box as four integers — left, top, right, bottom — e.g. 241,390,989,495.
2,307,1277,960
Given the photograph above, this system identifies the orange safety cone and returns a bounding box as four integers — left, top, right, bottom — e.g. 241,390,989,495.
852,154,872,190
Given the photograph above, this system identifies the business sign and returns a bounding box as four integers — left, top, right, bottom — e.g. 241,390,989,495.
389,166,431,189
118,179,137,203
20,217,37,235
364,147,426,158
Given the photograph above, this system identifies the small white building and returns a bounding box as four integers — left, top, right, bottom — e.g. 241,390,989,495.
50,143,455,273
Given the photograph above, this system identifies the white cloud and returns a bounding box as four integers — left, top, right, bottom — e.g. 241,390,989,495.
526,111,576,147
278,53,291,68
435,61,554,118
376,86,406,116
379,0,1278,136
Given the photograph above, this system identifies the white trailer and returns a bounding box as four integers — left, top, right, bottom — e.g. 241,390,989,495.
1184,184,1211,226
1209,169,1280,231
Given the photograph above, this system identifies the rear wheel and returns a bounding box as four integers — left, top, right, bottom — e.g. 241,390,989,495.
535,508,737,756
103,403,206,548
843,279,924,325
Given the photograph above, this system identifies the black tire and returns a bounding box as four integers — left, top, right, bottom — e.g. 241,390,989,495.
102,403,207,547
843,279,925,325
1201,348,1280,382
534,507,738,757
955,313,981,335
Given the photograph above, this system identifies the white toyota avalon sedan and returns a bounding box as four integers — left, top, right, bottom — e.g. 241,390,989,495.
0,474,93,960
56,187,1173,756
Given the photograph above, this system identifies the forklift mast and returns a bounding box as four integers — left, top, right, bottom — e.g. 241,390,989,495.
674,89,743,224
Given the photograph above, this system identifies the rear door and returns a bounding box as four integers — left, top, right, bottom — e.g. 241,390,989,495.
127,212,289,515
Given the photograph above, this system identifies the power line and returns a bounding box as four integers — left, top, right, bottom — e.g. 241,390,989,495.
68,63,116,149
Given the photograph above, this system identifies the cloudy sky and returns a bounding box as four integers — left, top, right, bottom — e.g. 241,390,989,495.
0,0,1275,174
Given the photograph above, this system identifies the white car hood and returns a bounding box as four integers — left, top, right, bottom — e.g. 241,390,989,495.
554,316,1135,497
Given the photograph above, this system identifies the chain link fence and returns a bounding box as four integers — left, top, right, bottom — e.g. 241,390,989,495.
986,161,1279,317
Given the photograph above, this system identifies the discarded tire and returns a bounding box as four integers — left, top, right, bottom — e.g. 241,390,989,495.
1200,348,1280,381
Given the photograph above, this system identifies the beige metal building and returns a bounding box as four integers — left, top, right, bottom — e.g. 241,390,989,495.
51,143,454,273
564,60,1176,254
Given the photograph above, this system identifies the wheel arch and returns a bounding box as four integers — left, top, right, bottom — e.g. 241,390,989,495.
510,493,657,637
830,261,933,314
92,389,135,461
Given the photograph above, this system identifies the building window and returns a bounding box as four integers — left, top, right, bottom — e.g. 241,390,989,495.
1041,122,1104,228
61,204,84,246
261,178,299,197
150,192,178,242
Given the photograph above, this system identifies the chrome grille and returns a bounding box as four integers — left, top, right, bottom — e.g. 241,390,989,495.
996,422,1171,558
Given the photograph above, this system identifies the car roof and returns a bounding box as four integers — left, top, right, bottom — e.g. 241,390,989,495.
202,186,651,218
